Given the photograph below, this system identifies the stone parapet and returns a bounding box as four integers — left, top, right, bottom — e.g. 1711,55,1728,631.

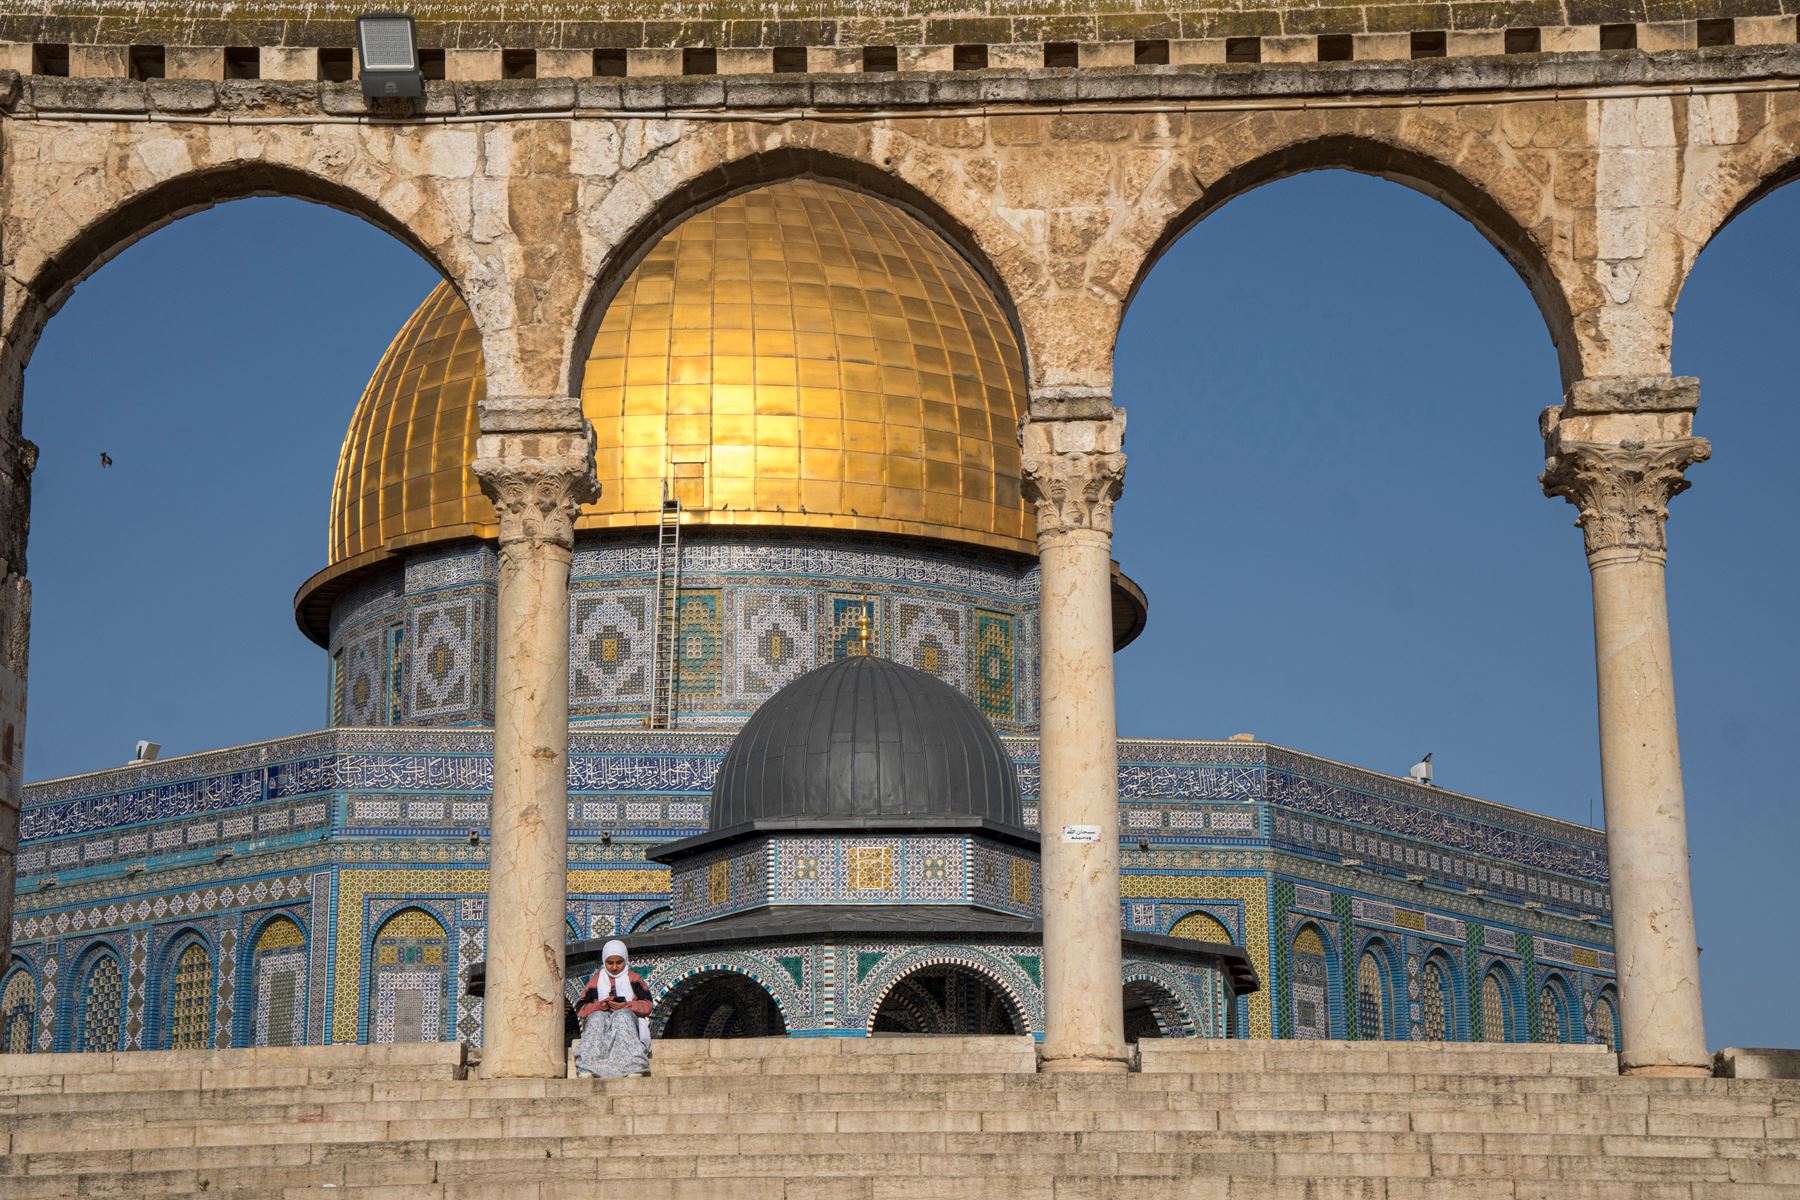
2,43,1799,118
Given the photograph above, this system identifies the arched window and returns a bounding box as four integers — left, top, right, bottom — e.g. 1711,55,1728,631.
1538,975,1574,1044
1480,967,1515,1044
168,941,214,1049
1170,911,1234,944
1595,989,1620,1050
370,908,450,1043
872,964,1022,1036
1357,948,1388,1041
0,966,34,1053
1419,956,1452,1041
250,917,307,1048
1291,925,1331,1040
77,951,124,1053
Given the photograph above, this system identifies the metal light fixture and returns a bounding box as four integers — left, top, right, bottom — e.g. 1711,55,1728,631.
357,14,423,98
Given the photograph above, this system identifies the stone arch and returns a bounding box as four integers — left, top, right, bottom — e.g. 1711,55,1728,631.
1356,936,1403,1042
0,957,35,1053
65,941,125,1053
7,160,467,373
241,913,308,1049
155,930,215,1051
366,906,452,1044
1168,909,1234,945
858,946,1039,1036
1537,971,1578,1044
655,968,788,1039
1122,963,1206,1040
567,146,1030,398
1289,920,1337,1040
1114,134,1580,388
1418,948,1460,1041
868,959,1025,1036
1479,958,1523,1044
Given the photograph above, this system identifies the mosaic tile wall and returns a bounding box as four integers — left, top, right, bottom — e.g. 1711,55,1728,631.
327,532,1041,735
8,730,1615,1050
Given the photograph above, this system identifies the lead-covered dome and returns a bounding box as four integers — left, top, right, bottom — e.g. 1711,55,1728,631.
709,654,1023,832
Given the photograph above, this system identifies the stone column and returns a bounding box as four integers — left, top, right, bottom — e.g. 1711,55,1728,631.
1023,407,1129,1072
1541,377,1710,1077
473,398,597,1078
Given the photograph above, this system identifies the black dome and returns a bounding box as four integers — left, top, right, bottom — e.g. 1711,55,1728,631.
709,655,1023,831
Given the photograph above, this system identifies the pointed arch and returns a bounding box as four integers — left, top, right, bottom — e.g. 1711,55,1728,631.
1479,959,1523,1044
1356,936,1403,1042
1594,984,1621,1051
1290,921,1336,1041
1536,971,1578,1045
68,943,125,1053
159,932,216,1051
0,959,35,1054
244,914,308,1049
367,906,452,1044
1418,948,1460,1042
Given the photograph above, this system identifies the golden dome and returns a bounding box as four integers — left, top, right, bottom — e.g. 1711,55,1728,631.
324,179,1033,575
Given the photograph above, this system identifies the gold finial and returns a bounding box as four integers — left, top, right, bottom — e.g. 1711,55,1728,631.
855,597,873,656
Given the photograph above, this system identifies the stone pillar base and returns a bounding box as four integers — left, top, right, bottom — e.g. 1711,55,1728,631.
1621,1061,1712,1078
1038,1053,1130,1074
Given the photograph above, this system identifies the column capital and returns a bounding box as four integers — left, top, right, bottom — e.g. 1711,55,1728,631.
1540,433,1709,560
473,407,599,551
1020,409,1127,541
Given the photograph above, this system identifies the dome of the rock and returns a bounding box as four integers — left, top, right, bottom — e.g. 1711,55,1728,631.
322,178,1033,579
707,653,1024,833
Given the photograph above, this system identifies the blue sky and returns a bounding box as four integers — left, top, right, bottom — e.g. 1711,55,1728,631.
22,173,1797,1049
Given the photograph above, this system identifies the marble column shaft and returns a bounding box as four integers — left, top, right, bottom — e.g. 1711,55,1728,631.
473,400,598,1079
1541,378,1710,1077
1022,409,1129,1072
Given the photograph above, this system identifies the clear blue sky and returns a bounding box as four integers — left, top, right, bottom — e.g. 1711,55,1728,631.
22,173,1797,1050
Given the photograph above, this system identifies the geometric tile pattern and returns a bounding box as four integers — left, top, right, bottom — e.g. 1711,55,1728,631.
971,610,1015,721
251,916,307,1048
410,600,476,720
571,590,651,703
125,928,147,1049
370,908,449,1044
890,599,964,691
0,965,33,1053
736,589,813,694
672,591,723,698
168,942,212,1050
77,952,122,1052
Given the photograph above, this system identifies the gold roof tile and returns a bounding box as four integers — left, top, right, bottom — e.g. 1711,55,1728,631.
324,180,1035,570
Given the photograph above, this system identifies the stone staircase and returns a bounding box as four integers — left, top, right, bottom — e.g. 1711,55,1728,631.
1,1037,1796,1198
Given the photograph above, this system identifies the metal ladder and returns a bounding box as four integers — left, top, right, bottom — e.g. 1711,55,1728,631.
647,487,683,730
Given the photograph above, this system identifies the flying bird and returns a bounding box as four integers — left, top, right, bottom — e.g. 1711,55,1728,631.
99,452,112,468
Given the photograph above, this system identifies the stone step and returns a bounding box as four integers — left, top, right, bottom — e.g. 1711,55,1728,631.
1137,1040,1620,1078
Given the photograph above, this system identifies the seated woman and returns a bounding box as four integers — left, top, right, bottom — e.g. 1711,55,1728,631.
573,938,653,1078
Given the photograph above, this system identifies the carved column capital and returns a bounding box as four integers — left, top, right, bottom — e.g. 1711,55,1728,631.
473,414,600,552
1020,409,1127,542
1540,435,1709,560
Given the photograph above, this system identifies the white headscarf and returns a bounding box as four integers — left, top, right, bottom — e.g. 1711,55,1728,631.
600,939,632,1001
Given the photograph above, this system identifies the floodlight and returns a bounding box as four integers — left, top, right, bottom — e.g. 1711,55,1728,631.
133,739,160,763
357,14,423,98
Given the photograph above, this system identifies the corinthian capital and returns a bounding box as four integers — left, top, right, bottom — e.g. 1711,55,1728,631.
1540,436,1709,560
473,415,600,551
1020,409,1127,541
